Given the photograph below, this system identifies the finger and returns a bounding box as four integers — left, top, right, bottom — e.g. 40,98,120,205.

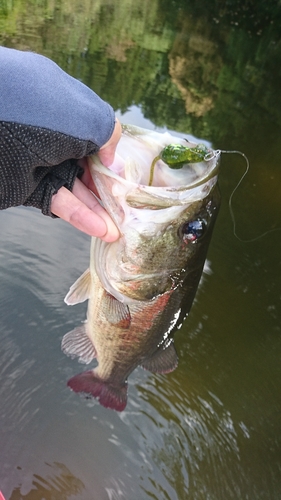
77,159,98,196
50,183,119,242
71,180,120,241
98,118,122,167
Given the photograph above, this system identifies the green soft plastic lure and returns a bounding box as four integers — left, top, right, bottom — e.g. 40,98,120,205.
148,143,209,186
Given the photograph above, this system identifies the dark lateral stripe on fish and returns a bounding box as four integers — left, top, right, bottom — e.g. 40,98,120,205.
67,371,128,412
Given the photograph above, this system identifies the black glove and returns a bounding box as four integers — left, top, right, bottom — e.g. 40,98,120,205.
0,121,98,216
0,47,115,216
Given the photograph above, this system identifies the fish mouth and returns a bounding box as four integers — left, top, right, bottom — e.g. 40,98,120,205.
119,124,220,190
91,124,220,188
89,124,220,229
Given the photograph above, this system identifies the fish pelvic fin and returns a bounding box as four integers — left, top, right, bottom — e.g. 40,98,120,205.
61,324,96,364
67,371,128,412
64,268,91,305
141,342,178,374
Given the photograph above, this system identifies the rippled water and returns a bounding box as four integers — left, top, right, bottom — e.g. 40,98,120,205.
1,1,281,499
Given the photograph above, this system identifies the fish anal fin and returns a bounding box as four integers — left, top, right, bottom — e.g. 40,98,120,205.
102,293,131,329
67,371,128,412
141,343,178,374
64,268,91,305
61,324,96,364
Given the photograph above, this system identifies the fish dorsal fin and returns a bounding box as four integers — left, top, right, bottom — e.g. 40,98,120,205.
102,293,131,329
141,343,178,374
61,324,96,364
64,268,91,305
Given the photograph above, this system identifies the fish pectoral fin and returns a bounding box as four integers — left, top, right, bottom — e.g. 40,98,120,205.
102,293,131,329
67,370,128,412
64,268,91,305
61,324,96,364
141,342,178,374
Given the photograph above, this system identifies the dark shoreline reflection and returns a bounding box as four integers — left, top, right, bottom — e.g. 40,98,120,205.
0,0,280,148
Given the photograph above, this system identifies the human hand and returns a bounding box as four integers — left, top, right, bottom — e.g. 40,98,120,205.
0,48,122,234
50,119,122,242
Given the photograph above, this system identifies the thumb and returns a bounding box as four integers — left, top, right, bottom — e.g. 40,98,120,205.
98,118,122,167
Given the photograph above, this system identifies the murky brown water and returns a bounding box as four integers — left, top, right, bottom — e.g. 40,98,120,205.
1,1,281,499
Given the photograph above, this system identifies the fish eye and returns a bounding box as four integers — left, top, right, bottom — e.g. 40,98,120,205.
180,218,207,242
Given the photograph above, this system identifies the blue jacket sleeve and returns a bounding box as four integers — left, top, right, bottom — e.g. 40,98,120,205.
0,47,116,216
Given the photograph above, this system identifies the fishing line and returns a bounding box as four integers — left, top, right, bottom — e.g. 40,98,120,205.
205,149,280,243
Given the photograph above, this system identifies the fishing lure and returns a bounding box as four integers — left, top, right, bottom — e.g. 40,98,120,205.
148,143,210,186
149,140,279,241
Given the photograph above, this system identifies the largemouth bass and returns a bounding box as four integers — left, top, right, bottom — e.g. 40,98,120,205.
62,125,220,411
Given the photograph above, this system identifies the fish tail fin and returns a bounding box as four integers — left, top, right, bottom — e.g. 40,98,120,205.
67,371,128,412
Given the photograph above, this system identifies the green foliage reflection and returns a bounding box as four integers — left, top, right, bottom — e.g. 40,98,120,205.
0,0,280,147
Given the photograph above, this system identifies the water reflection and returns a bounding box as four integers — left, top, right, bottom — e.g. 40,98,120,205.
10,463,85,500
121,378,245,499
0,0,280,148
